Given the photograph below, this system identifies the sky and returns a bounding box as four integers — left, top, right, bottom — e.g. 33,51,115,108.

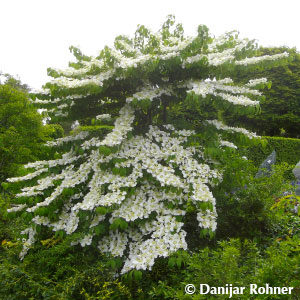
1,0,299,90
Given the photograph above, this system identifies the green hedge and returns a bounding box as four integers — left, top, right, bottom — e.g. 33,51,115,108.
243,136,300,167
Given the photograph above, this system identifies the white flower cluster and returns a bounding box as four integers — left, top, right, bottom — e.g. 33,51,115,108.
81,137,101,150
97,104,134,146
54,110,68,117
19,227,36,260
23,150,82,170
31,94,84,105
187,79,260,106
79,234,94,247
95,114,111,120
183,39,248,68
44,34,180,92
71,120,80,130
121,217,187,273
220,140,238,149
57,103,68,110
235,52,289,66
126,86,172,103
216,92,259,106
73,106,131,150
15,172,66,198
190,180,216,205
31,194,83,235
207,119,259,139
51,70,114,88
197,209,217,232
52,64,94,77
174,129,196,137
97,213,188,273
46,131,89,147
8,121,221,273
90,214,106,228
7,204,27,213
112,49,152,69
143,157,184,188
207,50,235,66
110,185,185,223
50,34,193,81
160,36,194,53
116,39,139,54
207,33,237,51
32,209,80,235
246,78,268,87
98,230,128,257
7,168,48,183
30,98,62,104
37,109,49,115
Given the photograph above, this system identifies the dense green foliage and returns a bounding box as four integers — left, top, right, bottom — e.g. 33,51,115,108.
1,236,299,300
0,80,63,183
242,136,300,168
146,237,300,299
229,47,300,138
215,163,294,241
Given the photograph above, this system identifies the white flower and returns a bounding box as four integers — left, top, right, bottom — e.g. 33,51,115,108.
71,120,80,130
207,119,259,139
96,114,111,120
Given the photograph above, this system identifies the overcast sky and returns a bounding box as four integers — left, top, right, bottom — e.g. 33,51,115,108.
1,0,299,89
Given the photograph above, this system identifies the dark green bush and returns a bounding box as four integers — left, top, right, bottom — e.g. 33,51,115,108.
216,163,294,242
242,136,300,168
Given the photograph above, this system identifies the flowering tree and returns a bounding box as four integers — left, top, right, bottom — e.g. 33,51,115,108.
6,16,289,274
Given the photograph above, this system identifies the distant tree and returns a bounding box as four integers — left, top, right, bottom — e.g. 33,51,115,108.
0,72,30,92
0,78,63,183
228,47,300,138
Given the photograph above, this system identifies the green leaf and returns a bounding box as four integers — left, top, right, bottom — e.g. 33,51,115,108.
112,167,119,175
119,218,128,230
55,230,65,239
95,207,107,215
94,224,106,235
168,257,176,268
109,259,116,269
109,218,120,230
1,182,9,190
99,145,112,156
133,270,142,280
128,270,133,281
176,257,183,268
267,81,272,89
